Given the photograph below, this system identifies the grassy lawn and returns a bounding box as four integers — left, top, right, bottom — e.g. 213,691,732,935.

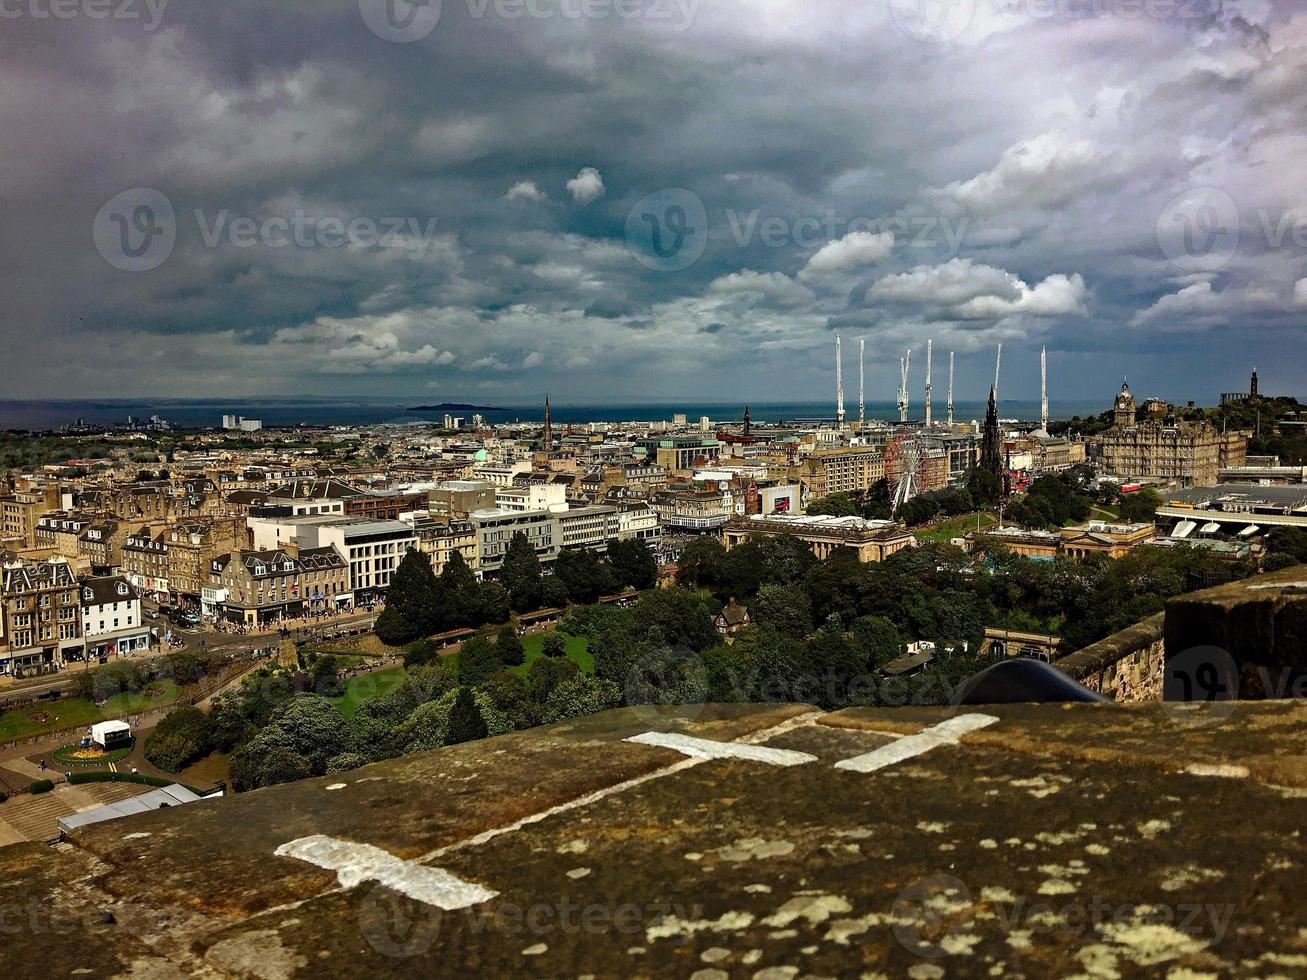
512,632,593,677
915,511,999,543
328,667,406,720
0,679,182,745
1091,504,1122,520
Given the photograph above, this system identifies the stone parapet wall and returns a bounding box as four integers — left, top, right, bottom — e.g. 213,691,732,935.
1054,613,1165,703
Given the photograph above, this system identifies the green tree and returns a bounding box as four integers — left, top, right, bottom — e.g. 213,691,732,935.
555,548,612,604
440,551,482,627
230,745,312,791
445,687,489,745
143,707,211,773
751,584,813,638
527,655,580,704
458,631,502,688
501,532,543,610
309,654,344,698
806,492,858,517
541,632,568,658
208,696,257,753
1118,487,1161,524
850,615,902,668
248,695,350,775
675,536,727,591
496,625,525,667
541,676,622,724
966,467,1002,507
377,548,445,644
478,581,511,625
606,538,657,590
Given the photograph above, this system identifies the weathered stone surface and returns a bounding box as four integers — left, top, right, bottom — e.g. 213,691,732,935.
1055,613,1165,703
1166,565,1307,699
7,701,1307,978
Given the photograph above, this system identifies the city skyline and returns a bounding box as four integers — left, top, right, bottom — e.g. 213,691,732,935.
4,3,1305,403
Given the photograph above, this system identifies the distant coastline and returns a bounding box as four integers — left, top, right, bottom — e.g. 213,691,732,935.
407,403,505,413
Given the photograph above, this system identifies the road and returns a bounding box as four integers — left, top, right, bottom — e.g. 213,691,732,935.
0,609,380,707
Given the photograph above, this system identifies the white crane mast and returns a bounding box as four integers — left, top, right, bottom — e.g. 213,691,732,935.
858,338,865,429
897,348,912,422
835,334,845,429
947,351,955,426
1041,346,1049,432
924,339,933,428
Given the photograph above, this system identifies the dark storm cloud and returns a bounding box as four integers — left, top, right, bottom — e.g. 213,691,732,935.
0,0,1304,402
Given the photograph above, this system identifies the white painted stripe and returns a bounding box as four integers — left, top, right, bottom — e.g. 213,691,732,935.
833,713,999,773
275,835,497,909
624,731,818,767
1184,763,1249,779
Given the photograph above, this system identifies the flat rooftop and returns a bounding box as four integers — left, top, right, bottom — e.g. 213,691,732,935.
1166,484,1307,510
15,701,1307,977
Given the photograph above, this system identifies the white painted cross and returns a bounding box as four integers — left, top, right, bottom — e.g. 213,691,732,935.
624,731,818,767
275,835,497,909
833,713,999,773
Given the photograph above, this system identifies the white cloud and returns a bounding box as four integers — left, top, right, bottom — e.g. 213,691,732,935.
1132,280,1288,327
708,269,816,308
799,231,894,280
522,351,544,368
504,180,547,202
566,167,605,204
867,258,1086,319
927,132,1111,213
1295,278,1307,307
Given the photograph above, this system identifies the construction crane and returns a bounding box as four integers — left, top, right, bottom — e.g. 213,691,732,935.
858,338,865,429
897,348,911,423
836,335,845,429
924,340,933,428
947,351,955,426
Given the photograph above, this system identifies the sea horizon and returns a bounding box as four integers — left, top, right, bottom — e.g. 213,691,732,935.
0,397,1111,432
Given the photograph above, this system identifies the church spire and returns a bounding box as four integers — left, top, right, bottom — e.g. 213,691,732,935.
543,395,553,450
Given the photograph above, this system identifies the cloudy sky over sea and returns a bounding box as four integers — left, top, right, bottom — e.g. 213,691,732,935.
2,0,1303,403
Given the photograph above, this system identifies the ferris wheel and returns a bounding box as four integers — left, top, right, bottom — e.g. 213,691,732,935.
886,434,925,513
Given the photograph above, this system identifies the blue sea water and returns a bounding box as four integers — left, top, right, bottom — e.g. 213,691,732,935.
0,397,1107,432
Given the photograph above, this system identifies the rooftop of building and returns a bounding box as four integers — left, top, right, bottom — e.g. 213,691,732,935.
13,699,1307,977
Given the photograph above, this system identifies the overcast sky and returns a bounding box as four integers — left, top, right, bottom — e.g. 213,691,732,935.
1,0,1303,406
